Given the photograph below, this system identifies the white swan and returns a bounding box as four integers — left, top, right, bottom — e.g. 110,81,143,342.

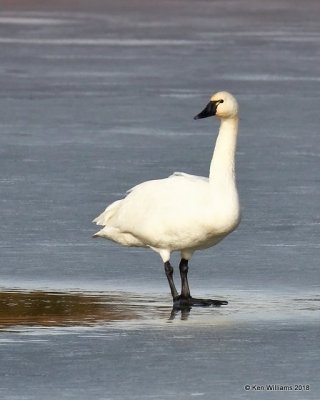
93,91,240,308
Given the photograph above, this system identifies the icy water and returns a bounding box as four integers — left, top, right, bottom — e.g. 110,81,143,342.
0,0,319,399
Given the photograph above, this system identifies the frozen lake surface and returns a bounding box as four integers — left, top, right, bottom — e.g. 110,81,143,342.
0,1,319,399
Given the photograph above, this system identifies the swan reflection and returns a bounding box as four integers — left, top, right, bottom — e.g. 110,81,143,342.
0,290,169,327
0,290,139,328
0,290,229,328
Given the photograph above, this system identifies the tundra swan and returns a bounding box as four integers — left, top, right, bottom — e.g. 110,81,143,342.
93,91,240,309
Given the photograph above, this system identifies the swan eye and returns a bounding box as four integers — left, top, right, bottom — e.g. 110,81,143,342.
219,99,224,104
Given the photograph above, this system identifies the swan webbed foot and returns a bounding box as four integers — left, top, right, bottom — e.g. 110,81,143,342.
173,295,228,310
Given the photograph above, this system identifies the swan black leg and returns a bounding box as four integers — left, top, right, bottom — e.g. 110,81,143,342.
173,258,228,309
164,261,179,299
179,258,191,298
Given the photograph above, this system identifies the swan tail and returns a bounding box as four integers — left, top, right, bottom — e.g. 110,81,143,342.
92,226,144,247
92,199,123,226
93,226,116,239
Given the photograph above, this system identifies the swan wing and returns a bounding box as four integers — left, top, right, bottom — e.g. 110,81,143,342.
93,199,123,226
169,171,209,183
93,174,215,249
94,172,209,227
127,172,208,196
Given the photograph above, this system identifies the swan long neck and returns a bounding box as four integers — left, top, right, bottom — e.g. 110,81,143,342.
209,117,239,186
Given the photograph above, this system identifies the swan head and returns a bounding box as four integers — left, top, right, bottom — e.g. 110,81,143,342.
194,91,239,120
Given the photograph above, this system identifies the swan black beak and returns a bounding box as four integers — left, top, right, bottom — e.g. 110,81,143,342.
194,100,221,120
